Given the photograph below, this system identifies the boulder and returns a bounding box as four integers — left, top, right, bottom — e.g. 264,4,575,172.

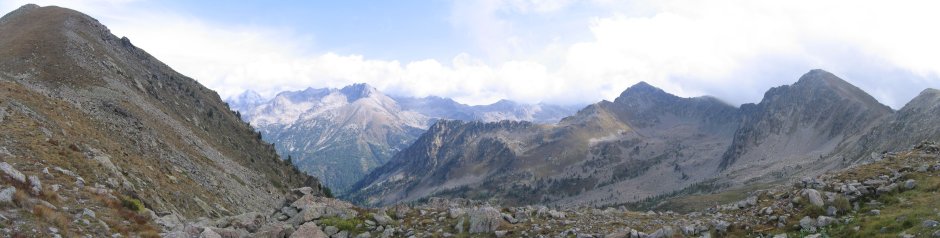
876,183,898,194
199,227,222,238
0,187,15,204
372,212,394,226
799,216,816,232
802,189,825,207
826,206,838,216
548,210,566,219
256,224,294,238
221,212,266,233
0,162,25,184
281,206,299,218
713,220,730,233
816,216,836,227
648,226,674,238
292,187,315,196
924,220,939,228
290,222,327,238
606,230,629,238
501,213,518,224
904,179,917,190
324,226,339,235
737,196,758,208
468,206,502,233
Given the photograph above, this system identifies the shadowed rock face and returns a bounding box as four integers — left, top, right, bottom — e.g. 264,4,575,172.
0,4,320,219
720,69,893,171
349,69,939,208
846,88,940,159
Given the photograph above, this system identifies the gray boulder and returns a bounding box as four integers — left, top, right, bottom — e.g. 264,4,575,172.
372,212,394,226
290,222,327,238
28,175,41,195
713,220,730,233
468,206,502,233
199,227,222,238
904,179,917,190
802,189,825,207
799,216,816,232
0,187,15,204
0,162,25,184
924,219,939,228
648,226,674,238
816,216,836,227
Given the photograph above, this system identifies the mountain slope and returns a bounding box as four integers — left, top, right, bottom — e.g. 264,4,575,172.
0,4,319,236
843,88,940,160
719,69,894,178
230,85,580,194
349,81,742,207
239,84,427,195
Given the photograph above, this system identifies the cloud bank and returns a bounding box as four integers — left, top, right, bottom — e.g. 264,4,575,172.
1,0,938,108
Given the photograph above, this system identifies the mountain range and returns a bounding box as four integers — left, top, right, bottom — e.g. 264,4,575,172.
6,4,940,237
226,85,580,194
348,69,940,208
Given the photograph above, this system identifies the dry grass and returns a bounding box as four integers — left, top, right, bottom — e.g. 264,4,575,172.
12,189,30,208
95,193,160,236
32,204,71,236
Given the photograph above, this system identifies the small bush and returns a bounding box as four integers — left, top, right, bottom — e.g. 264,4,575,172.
833,196,851,213
800,202,826,218
120,196,144,212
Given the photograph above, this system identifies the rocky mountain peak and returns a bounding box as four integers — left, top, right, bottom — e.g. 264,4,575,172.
0,4,38,22
617,81,668,99
897,88,940,112
228,90,265,109
340,83,380,101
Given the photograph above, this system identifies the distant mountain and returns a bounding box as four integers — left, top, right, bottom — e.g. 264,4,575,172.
349,79,743,207
228,85,580,194
719,69,893,178
348,69,940,208
0,4,319,236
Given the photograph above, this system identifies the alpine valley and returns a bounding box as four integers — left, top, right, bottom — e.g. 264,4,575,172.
3,4,940,238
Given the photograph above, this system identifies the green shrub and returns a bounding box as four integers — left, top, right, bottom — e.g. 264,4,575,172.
833,196,851,213
120,196,145,212
319,217,362,231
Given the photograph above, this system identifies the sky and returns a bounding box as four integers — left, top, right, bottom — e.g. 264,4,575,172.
1,0,939,108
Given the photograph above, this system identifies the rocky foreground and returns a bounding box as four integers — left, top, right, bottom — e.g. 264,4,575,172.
97,141,940,238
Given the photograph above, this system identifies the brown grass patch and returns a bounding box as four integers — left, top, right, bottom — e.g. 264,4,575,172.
32,204,70,235
12,189,30,207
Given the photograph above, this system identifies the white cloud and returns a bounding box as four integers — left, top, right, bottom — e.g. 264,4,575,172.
3,0,939,108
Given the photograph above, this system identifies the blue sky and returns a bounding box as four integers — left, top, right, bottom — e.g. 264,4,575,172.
1,0,939,108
